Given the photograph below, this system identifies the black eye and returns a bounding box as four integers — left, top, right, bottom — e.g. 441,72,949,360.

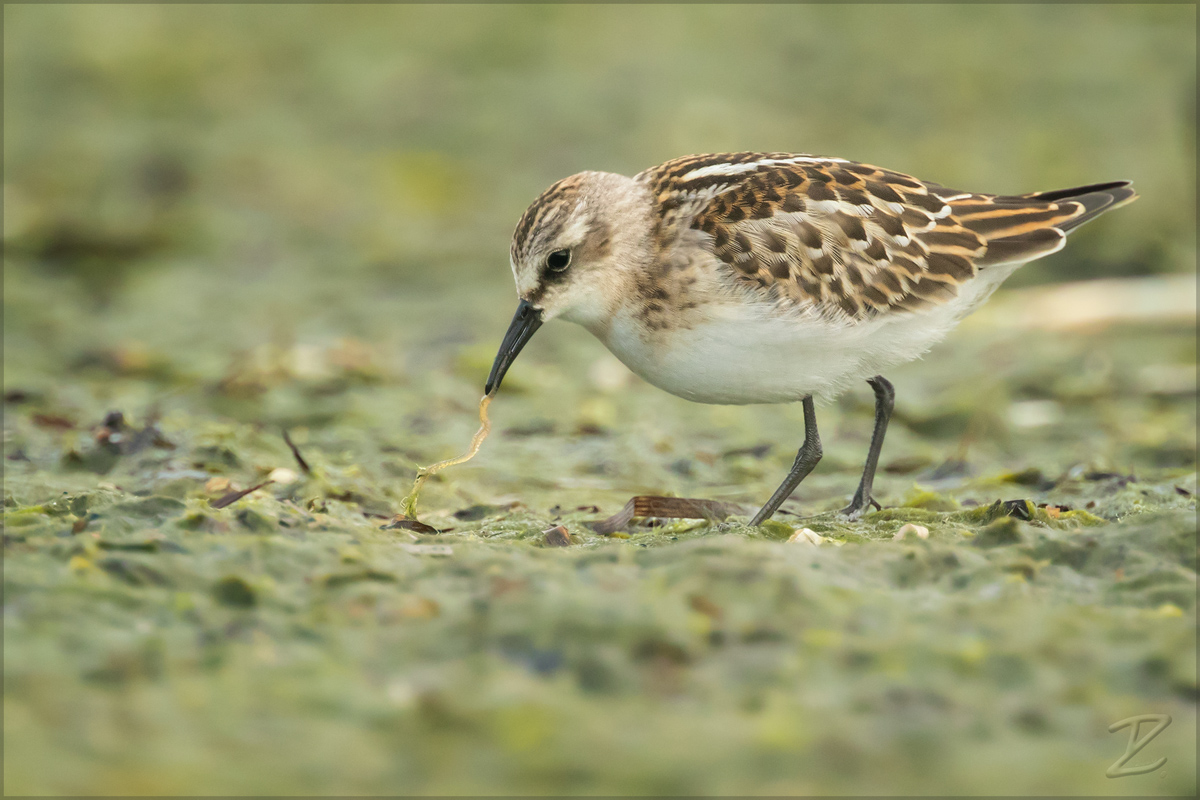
545,249,571,272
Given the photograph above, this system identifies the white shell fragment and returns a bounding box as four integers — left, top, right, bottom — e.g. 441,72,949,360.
268,467,301,485
894,523,930,541
787,528,824,546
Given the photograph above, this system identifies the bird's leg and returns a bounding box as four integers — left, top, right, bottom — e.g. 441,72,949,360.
841,375,895,520
750,396,822,526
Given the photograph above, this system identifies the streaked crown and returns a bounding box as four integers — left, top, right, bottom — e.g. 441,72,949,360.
507,170,656,323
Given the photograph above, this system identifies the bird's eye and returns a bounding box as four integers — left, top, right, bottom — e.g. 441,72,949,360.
545,249,571,272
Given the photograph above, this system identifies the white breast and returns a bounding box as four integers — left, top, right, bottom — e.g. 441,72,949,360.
594,266,1018,405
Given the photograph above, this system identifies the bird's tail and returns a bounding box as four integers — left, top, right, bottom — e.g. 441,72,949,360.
953,180,1138,267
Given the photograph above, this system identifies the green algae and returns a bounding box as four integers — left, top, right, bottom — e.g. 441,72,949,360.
6,314,1195,795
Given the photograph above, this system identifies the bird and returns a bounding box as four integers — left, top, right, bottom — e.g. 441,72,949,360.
483,152,1137,525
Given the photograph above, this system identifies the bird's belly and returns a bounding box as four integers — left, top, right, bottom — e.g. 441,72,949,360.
596,297,984,405
597,311,869,404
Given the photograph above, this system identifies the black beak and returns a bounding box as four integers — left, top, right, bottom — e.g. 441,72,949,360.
485,299,543,395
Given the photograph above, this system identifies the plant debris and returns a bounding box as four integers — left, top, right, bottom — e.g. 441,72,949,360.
787,527,824,545
999,499,1034,520
383,516,447,534
543,525,572,547
209,480,274,509
588,496,746,535
31,412,76,431
281,428,312,474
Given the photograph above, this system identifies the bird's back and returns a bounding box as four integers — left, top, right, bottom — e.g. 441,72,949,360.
638,153,1136,322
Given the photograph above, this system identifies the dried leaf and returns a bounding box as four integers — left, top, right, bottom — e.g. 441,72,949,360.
1000,499,1034,521
588,496,745,535
543,525,571,547
32,413,76,431
384,516,450,534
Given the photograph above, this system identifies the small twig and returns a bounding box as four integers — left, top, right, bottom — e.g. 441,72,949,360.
281,429,312,475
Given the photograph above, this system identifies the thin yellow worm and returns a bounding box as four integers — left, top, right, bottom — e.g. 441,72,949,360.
400,393,493,519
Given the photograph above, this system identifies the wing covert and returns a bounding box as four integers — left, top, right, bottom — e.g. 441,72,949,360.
637,153,1134,321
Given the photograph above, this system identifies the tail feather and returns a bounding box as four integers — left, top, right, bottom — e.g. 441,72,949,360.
955,180,1137,267
1021,180,1133,203
1019,180,1137,233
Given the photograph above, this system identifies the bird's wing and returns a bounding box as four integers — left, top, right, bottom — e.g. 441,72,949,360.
638,153,1136,320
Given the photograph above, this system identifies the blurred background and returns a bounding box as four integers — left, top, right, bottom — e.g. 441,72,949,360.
4,4,1196,796
4,4,1194,330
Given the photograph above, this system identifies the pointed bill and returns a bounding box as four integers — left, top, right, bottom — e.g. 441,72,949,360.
485,299,543,395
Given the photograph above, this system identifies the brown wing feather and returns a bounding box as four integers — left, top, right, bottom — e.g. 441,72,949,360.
644,153,984,319
639,153,1137,321
955,181,1136,267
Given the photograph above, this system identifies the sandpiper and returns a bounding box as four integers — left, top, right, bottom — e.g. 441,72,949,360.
484,152,1137,525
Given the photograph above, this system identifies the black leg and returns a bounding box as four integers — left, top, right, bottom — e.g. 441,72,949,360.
750,396,822,526
841,375,895,519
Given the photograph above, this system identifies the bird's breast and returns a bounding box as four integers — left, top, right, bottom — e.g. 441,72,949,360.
596,302,864,404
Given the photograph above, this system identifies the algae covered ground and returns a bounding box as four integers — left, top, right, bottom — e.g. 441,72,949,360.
4,4,1197,796
5,271,1197,795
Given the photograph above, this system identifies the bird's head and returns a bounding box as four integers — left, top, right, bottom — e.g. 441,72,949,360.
485,170,655,395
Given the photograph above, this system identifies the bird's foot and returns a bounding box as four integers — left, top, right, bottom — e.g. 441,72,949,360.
839,496,881,521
